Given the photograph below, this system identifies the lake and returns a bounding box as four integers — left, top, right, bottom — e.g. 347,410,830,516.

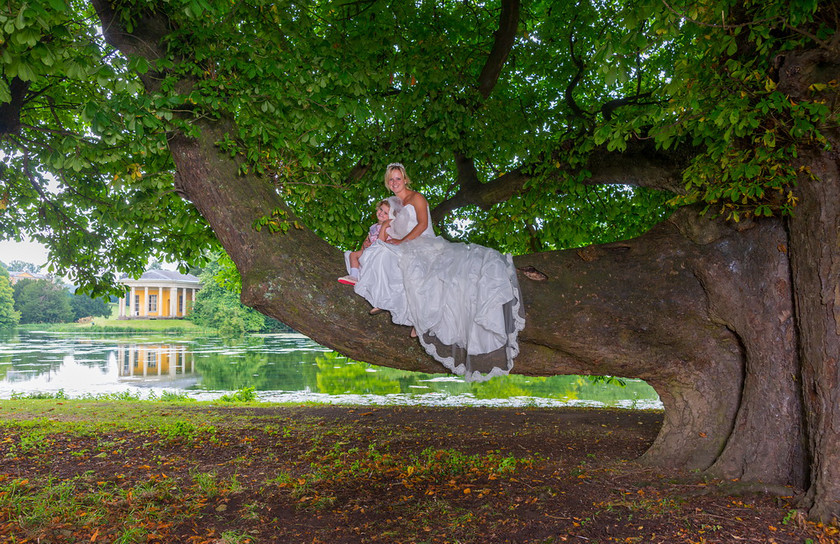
0,329,661,409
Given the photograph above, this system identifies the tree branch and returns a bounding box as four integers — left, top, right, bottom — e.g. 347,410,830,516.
564,30,590,123
601,91,655,121
342,159,372,187
432,164,529,222
439,0,521,219
432,142,692,221
476,0,520,99
91,0,171,92
583,141,693,193
0,77,31,135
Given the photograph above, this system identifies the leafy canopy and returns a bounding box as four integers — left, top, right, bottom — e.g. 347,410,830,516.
0,0,833,293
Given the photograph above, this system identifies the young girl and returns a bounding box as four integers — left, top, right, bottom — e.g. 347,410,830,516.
338,199,392,285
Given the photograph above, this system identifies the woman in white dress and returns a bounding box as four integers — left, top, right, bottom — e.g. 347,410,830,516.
348,163,525,382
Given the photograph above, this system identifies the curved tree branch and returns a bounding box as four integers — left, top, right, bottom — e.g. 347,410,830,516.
432,163,529,222
432,141,693,221
476,0,520,100
440,0,521,220
564,30,590,123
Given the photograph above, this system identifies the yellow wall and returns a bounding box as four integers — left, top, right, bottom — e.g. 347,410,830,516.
133,288,195,317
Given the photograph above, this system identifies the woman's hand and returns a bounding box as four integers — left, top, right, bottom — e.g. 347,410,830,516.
386,238,402,245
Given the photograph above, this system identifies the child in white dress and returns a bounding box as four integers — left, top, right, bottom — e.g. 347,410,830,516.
338,199,392,285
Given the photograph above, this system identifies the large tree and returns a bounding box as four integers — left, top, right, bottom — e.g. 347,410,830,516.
12,278,73,323
1,0,838,522
0,264,20,327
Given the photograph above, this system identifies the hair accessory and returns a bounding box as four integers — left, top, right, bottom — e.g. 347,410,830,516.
387,162,405,170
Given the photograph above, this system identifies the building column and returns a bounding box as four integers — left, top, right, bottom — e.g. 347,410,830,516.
119,294,125,318
142,287,148,317
170,286,177,318
129,287,136,317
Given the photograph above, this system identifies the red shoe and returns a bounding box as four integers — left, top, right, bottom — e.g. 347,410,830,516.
338,275,357,285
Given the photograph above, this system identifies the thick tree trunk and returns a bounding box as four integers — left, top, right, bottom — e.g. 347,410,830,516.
788,148,840,522
777,48,840,524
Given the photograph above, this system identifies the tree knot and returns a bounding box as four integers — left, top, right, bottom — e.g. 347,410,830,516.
517,266,548,281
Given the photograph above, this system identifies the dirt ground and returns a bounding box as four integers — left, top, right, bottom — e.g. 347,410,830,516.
0,404,836,543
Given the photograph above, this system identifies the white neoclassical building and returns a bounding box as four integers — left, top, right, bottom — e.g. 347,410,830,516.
118,270,202,319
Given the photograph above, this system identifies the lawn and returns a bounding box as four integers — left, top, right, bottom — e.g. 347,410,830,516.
0,398,834,543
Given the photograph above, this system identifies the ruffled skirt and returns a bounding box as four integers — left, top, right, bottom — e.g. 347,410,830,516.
351,236,525,381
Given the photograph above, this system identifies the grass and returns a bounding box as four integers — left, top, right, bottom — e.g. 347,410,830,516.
0,472,207,543
0,400,831,544
19,303,211,334
0,398,228,436
0,399,544,541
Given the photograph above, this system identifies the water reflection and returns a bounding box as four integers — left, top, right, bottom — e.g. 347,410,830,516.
116,344,195,379
0,330,662,408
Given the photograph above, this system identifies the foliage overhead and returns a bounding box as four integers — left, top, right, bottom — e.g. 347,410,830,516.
0,0,834,294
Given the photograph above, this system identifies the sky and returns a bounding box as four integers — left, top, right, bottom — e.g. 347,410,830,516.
0,239,51,269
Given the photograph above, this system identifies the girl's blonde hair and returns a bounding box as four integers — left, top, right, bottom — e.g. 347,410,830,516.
383,162,411,189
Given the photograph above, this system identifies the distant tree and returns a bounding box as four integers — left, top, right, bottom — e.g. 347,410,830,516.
0,264,20,327
70,293,112,321
6,260,40,274
189,261,265,335
147,259,163,270
13,279,73,324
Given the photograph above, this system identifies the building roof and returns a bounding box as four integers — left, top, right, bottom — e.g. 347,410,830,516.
8,271,49,284
120,269,202,286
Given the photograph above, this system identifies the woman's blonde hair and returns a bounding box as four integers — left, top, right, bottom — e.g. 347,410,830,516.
383,162,411,189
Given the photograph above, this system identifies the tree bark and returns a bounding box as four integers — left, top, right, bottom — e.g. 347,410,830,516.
777,47,840,524
788,148,840,522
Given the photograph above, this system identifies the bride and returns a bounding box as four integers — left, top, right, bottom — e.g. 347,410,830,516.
346,163,525,382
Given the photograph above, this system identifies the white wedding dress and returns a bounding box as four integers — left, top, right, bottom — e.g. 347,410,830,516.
349,200,525,382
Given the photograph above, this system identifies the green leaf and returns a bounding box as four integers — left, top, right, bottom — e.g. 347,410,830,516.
0,79,10,103
128,55,151,74
15,61,38,82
